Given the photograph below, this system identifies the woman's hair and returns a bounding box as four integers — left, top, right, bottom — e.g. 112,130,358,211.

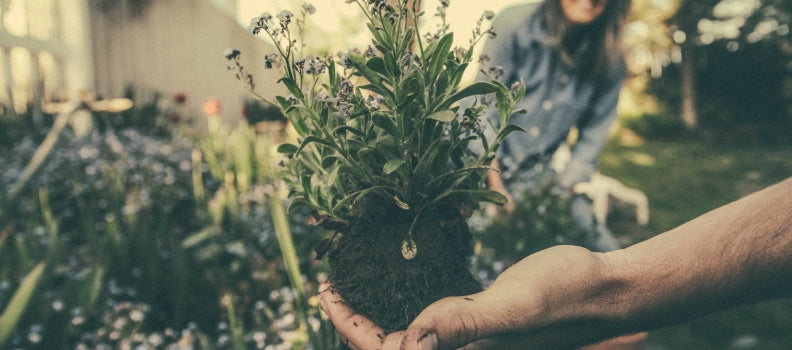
542,0,632,81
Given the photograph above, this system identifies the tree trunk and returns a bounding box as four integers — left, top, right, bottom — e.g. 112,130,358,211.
680,44,698,130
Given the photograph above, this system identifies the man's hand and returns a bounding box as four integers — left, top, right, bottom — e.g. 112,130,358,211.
319,245,619,350
319,283,407,349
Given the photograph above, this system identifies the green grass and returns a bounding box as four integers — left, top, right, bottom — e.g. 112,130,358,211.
598,135,792,349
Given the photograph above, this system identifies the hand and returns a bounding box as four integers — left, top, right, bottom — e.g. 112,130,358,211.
320,245,631,350
319,283,407,349
319,282,525,350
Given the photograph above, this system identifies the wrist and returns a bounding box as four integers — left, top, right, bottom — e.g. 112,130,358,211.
539,249,635,346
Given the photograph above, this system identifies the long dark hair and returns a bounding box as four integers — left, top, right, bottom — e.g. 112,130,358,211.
542,0,632,81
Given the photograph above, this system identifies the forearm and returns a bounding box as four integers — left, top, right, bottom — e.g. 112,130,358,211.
388,178,792,350
486,158,506,192
580,177,792,337
501,177,792,347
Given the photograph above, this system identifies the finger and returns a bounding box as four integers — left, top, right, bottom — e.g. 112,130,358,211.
398,295,489,350
319,283,388,350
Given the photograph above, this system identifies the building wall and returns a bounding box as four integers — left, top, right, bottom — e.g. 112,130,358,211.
89,0,284,129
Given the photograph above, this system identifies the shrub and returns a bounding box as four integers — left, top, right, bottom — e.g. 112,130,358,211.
0,96,326,348
621,112,686,140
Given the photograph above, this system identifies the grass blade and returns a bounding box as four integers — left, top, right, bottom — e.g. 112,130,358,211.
0,262,47,347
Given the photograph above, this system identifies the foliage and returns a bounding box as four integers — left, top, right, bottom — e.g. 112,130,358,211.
0,95,330,348
646,38,792,141
0,103,54,147
472,172,589,284
243,99,288,125
624,0,792,134
238,0,525,246
621,111,687,140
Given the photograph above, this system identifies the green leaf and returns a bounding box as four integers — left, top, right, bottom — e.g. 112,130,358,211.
441,189,508,205
277,143,299,154
366,23,386,46
278,77,304,99
496,89,511,126
450,62,469,87
282,109,309,135
349,54,381,84
276,96,292,110
494,124,527,145
296,136,335,156
328,59,337,88
356,147,378,171
359,83,395,102
366,57,387,76
398,28,414,57
321,155,341,169
339,163,369,180
414,139,450,178
0,262,46,347
426,166,488,189
374,134,400,158
331,192,358,215
300,174,313,198
334,125,366,137
383,51,397,79
372,113,401,138
286,197,311,213
354,186,388,204
426,110,456,123
383,159,405,175
438,82,500,110
427,33,453,83
435,69,449,97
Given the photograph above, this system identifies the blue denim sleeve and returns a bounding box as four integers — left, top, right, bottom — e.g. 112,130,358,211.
470,3,539,158
558,72,625,189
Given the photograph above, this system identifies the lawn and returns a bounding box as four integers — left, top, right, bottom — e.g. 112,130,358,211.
598,132,792,349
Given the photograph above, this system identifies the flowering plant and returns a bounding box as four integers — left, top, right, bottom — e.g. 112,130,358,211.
238,0,525,257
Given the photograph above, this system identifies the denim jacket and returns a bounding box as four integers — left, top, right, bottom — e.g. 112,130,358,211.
479,2,625,189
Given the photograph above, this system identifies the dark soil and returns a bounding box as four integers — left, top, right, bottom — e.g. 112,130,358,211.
328,200,481,334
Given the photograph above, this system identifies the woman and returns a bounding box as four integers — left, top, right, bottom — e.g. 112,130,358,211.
482,0,632,252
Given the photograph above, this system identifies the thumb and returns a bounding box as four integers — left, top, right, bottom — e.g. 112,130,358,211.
397,292,496,350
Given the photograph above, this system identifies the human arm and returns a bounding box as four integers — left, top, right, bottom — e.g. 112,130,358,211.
486,158,514,212
397,176,792,349
558,74,623,189
322,177,792,349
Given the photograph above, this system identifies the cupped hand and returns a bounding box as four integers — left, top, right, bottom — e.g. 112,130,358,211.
319,281,521,350
320,245,612,350
318,282,407,349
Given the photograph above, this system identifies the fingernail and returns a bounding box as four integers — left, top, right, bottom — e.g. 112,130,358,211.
417,332,438,350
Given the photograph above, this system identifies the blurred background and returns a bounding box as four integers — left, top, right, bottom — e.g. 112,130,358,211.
0,0,790,349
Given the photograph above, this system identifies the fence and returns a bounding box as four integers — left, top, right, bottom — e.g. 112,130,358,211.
0,0,93,122
0,0,281,131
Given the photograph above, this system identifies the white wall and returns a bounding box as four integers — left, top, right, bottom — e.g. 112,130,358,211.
90,0,285,129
